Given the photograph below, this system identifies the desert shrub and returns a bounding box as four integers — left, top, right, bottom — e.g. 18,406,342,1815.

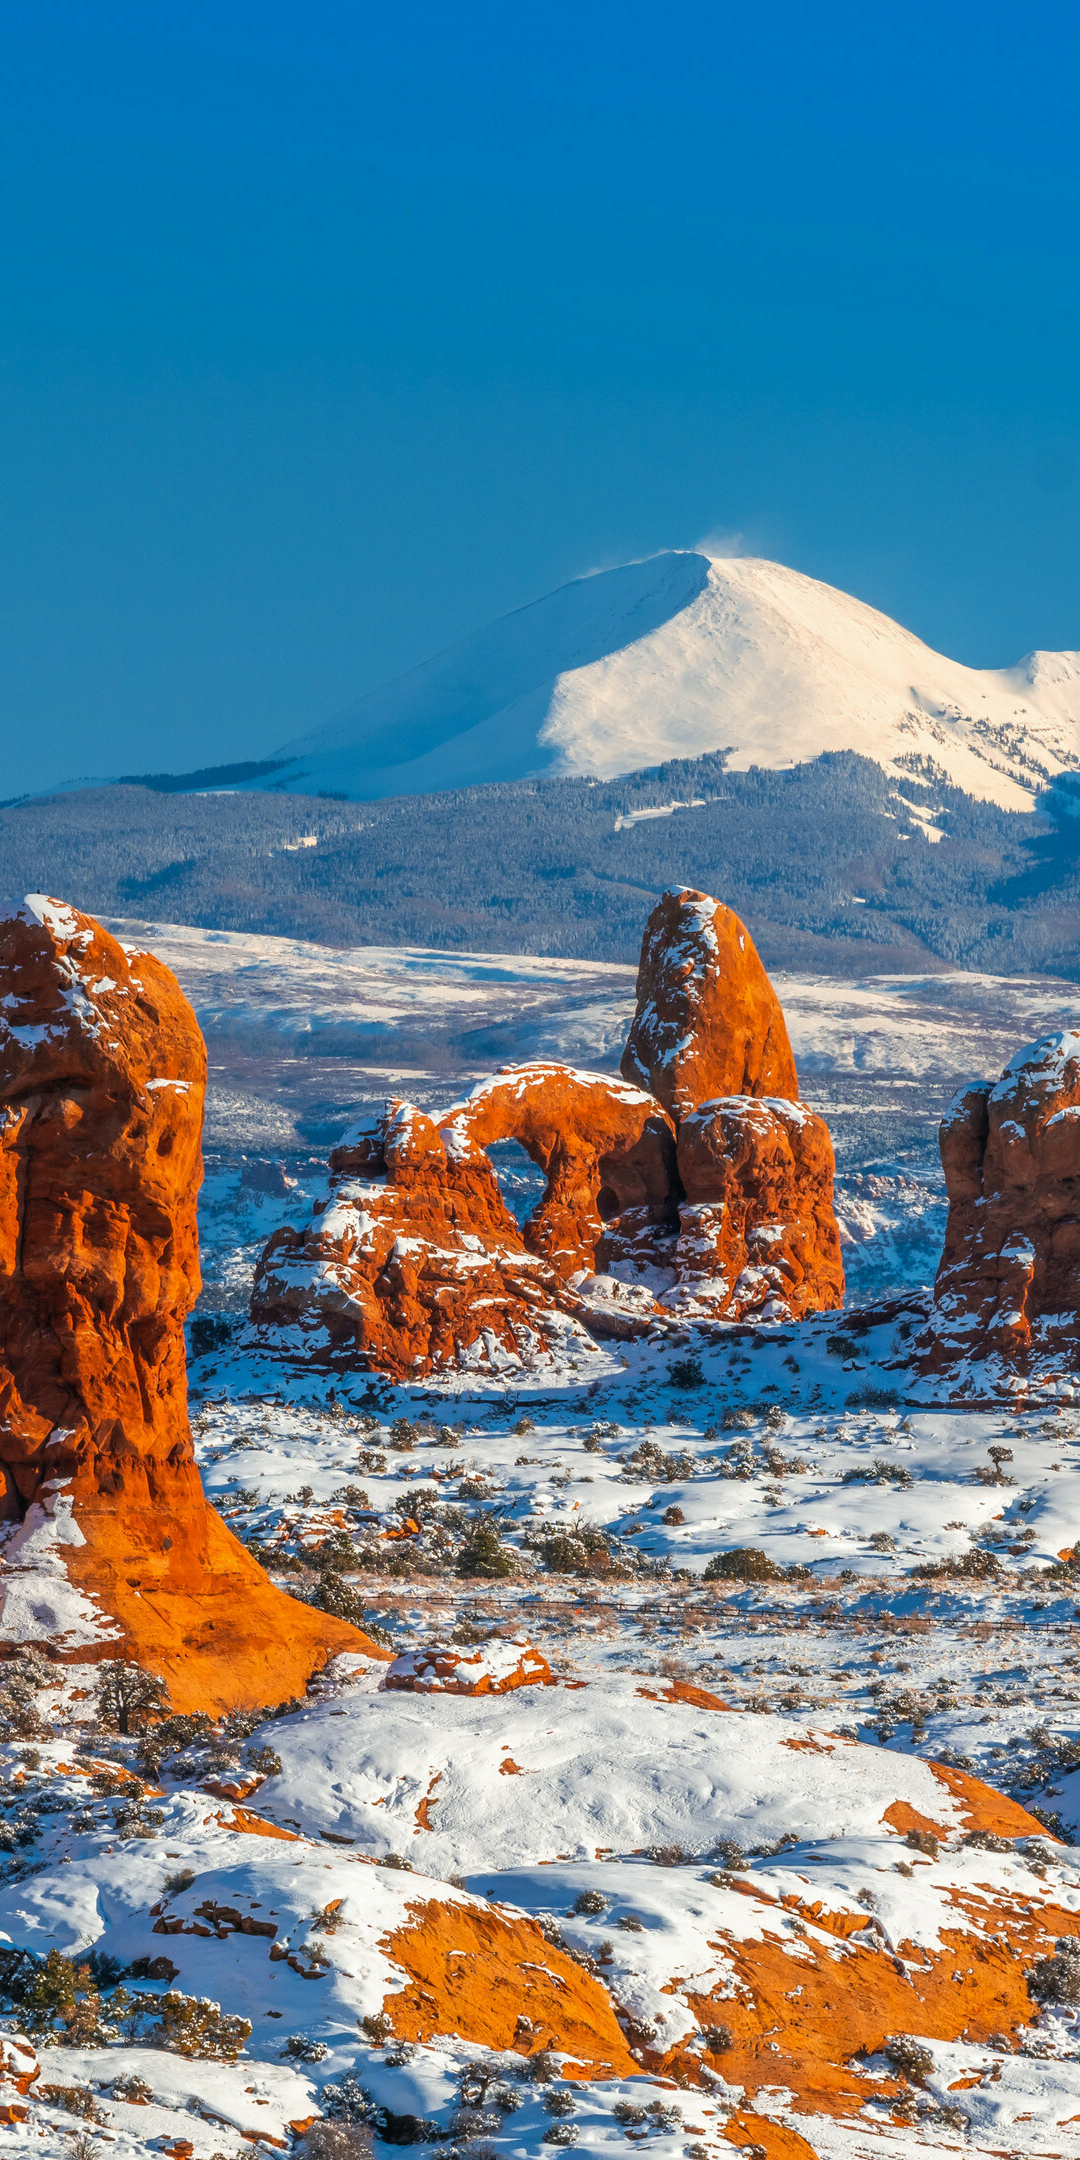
95,1661,169,1736
1028,1939,1080,2005
284,2034,330,2061
973,1462,1015,1487
355,1449,388,1475
617,1913,644,1931
320,2074,382,2124
910,1548,1001,1582
883,2035,935,2082
572,1889,607,1915
389,1420,418,1451
663,1504,685,1525
620,1440,695,1483
702,2023,733,2052
905,1829,940,1858
669,1357,704,1391
543,2126,579,2146
544,2090,577,2117
302,1571,368,1624
37,2084,105,2121
456,1518,516,1578
842,1459,912,1488
649,1843,686,1866
703,1547,779,1583
111,2072,154,2102
247,1744,283,1776
153,1989,252,2060
302,2129,373,2160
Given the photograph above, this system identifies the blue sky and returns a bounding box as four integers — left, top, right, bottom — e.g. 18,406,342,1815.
2,0,1078,795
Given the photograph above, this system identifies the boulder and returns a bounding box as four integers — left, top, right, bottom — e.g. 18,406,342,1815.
622,887,799,1122
383,1635,552,1694
671,1096,844,1321
921,1029,1080,1375
0,895,379,1711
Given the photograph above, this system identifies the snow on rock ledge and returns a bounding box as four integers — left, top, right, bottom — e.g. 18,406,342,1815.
382,1635,553,1695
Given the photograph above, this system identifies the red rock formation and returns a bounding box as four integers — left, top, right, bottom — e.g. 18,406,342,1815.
671,1095,844,1321
251,898,847,1374
621,887,799,1121
921,1029,1080,1376
252,1079,673,1379
439,1061,677,1280
383,1635,552,1694
0,895,378,1711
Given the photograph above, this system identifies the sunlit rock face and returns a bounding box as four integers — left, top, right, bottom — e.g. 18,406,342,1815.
250,1083,669,1381
0,895,377,1709
922,1030,1080,1380
672,1094,844,1323
621,886,799,1121
250,892,845,1375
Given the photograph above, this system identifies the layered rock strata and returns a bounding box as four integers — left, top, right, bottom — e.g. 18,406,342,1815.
922,1029,1080,1378
0,896,377,1708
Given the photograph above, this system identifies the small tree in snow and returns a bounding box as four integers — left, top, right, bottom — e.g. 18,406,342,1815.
95,1661,169,1736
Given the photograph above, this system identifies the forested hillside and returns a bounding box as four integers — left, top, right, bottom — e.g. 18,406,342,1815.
3,749,1080,975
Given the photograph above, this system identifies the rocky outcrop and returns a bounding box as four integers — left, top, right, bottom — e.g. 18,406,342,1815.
0,895,378,1709
251,1082,673,1379
250,893,842,1372
921,1029,1080,1378
440,1062,677,1280
622,887,799,1120
383,1636,552,1694
670,1095,844,1321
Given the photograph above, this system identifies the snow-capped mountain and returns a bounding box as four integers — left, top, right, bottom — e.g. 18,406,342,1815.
258,551,1080,809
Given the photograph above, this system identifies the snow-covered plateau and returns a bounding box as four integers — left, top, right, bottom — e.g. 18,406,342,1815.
7,923,1080,2160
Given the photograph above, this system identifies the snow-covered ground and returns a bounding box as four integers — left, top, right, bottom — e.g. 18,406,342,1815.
6,922,1080,2157
224,553,1080,809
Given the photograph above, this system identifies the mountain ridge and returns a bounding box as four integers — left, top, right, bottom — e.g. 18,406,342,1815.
258,550,1080,810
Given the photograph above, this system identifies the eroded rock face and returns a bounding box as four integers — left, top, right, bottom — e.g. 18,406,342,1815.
251,899,845,1373
621,887,799,1121
671,1095,844,1322
921,1030,1080,1376
251,1089,657,1381
440,1062,677,1280
0,895,376,1709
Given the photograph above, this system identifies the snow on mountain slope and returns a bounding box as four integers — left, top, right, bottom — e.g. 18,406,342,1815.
261,552,1080,809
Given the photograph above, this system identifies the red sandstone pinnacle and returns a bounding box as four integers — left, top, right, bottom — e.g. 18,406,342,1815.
672,1096,844,1322
0,895,379,1711
921,1028,1080,1373
621,887,799,1122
